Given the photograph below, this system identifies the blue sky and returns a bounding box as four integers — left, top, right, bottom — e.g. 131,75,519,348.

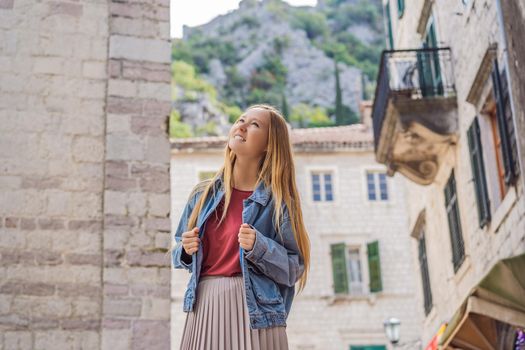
170,0,317,38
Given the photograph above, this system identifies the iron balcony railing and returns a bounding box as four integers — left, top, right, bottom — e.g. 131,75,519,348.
372,47,456,151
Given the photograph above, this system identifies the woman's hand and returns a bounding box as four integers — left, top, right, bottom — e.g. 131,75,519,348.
181,227,200,255
238,223,256,251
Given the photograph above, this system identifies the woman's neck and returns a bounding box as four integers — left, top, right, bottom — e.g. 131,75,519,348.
232,157,260,191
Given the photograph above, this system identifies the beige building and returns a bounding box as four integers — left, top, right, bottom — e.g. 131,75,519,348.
171,124,422,349
373,0,525,348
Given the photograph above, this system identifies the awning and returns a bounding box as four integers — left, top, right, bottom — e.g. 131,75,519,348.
425,324,446,350
439,253,525,349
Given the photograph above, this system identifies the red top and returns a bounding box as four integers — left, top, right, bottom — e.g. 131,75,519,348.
200,187,253,277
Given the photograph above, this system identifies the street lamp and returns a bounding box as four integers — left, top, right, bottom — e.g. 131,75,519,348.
383,317,401,345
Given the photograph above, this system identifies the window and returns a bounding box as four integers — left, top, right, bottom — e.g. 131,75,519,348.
490,58,520,186
467,117,491,228
366,171,388,201
444,170,466,272
330,241,382,295
311,172,333,202
347,248,364,295
397,0,405,18
418,228,433,315
478,57,520,207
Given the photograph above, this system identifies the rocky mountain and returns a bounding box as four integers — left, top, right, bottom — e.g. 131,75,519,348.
171,0,384,137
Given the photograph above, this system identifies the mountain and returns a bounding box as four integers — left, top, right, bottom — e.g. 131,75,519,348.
171,0,384,137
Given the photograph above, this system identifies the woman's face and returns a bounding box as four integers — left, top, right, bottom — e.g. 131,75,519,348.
228,107,270,159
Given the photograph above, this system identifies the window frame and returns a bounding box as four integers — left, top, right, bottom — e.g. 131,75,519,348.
307,166,338,205
365,170,389,202
311,171,334,202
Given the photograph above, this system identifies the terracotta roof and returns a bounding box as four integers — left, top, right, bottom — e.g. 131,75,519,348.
170,124,374,152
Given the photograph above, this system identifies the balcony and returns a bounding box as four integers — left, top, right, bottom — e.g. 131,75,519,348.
372,47,459,185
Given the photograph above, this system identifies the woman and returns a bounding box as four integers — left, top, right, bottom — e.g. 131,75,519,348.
170,104,310,350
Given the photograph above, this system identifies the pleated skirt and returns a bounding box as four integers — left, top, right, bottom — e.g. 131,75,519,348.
180,274,289,350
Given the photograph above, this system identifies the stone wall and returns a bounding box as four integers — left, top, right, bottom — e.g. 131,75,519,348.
0,1,172,349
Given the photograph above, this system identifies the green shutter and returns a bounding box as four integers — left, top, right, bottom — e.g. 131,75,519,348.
330,243,349,294
467,117,491,228
350,346,387,350
385,2,394,49
198,171,216,181
418,231,433,315
491,58,519,185
418,21,444,97
499,65,520,180
367,240,382,292
397,0,405,18
444,171,466,272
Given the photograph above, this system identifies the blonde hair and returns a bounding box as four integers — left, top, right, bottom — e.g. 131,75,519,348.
169,104,310,294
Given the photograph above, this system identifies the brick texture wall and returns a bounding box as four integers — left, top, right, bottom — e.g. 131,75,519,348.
0,1,172,349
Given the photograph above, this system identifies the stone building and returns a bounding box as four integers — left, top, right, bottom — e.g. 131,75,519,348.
0,1,172,349
373,0,525,348
170,124,422,349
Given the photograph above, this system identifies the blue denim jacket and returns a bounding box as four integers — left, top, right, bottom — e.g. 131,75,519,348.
172,175,305,329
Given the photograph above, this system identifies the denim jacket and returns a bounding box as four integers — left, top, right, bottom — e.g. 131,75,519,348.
172,175,305,329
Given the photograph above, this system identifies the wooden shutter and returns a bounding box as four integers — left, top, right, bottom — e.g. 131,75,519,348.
330,243,349,294
418,22,443,97
367,240,383,293
491,58,519,185
499,64,520,180
467,117,491,228
418,230,433,315
417,48,433,97
444,171,466,272
397,0,405,18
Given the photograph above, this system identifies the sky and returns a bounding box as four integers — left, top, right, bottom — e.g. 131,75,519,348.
170,0,318,38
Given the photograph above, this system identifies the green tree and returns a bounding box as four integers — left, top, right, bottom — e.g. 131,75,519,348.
334,60,344,126
281,93,290,121
172,60,216,98
291,104,334,128
169,110,193,138
291,10,329,40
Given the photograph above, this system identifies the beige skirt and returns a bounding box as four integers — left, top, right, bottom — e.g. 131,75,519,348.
180,274,289,350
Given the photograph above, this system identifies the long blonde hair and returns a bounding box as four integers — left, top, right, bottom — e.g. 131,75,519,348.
170,104,310,293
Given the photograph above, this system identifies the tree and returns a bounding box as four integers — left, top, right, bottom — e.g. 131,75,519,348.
169,110,193,138
334,59,344,125
281,93,290,121
291,103,333,128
